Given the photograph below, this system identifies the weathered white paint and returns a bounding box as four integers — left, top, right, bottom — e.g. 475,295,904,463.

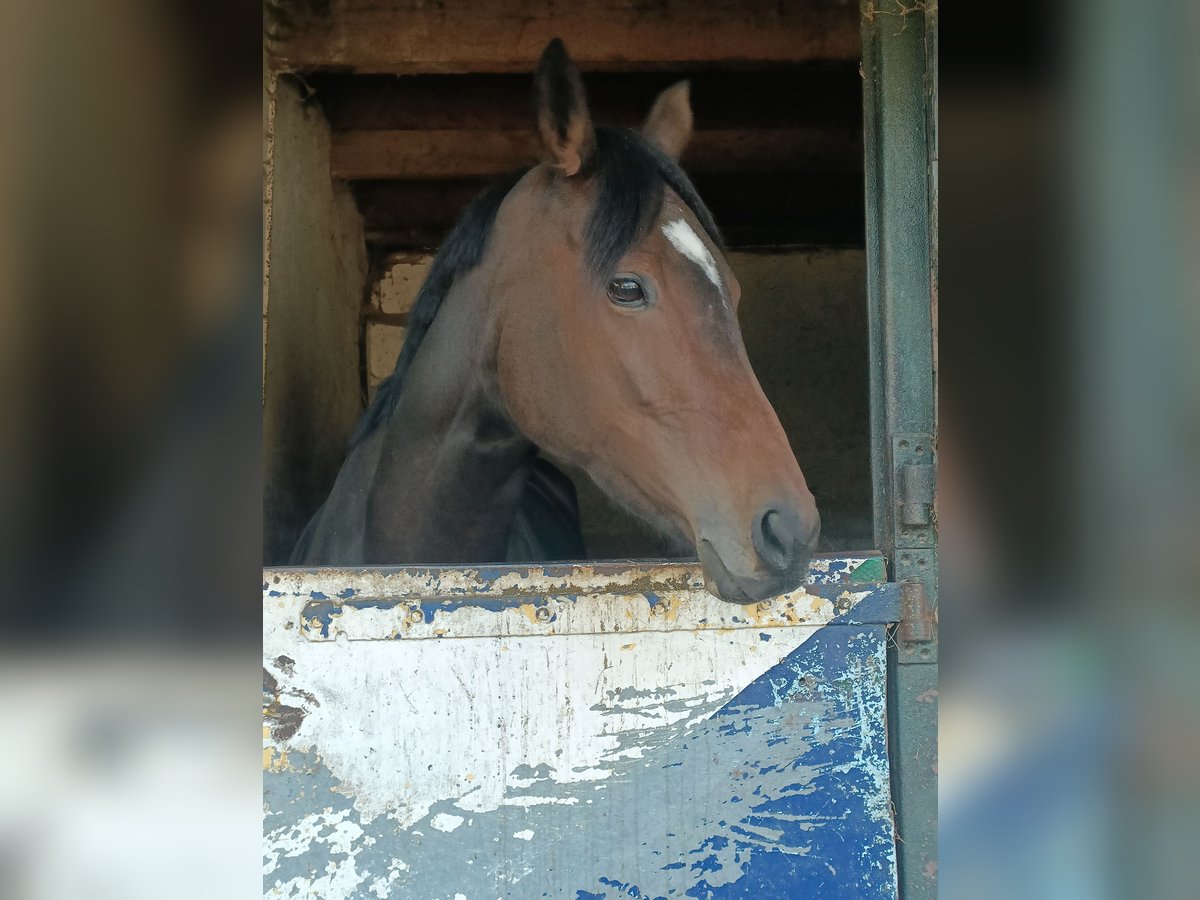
276,560,876,643
429,813,464,833
264,808,372,898
265,614,820,829
263,558,893,898
662,218,723,295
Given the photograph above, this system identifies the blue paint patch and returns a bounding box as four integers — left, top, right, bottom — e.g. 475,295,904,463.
301,597,395,638
598,875,663,898
431,596,535,616
759,632,772,642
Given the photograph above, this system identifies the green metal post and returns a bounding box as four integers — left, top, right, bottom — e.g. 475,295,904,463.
861,2,938,897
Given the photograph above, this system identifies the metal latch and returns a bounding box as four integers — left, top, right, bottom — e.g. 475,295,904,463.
898,578,934,645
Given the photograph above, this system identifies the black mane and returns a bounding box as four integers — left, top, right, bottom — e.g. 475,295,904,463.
585,126,723,282
349,168,526,446
350,126,721,448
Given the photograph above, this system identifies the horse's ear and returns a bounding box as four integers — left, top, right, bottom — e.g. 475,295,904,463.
642,81,693,161
534,39,595,177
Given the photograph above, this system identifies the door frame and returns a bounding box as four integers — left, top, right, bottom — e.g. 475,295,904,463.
860,2,939,898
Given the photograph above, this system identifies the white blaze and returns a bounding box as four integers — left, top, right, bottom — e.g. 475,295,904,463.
661,218,723,296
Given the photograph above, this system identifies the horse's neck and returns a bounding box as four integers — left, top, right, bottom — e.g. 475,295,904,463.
362,280,534,564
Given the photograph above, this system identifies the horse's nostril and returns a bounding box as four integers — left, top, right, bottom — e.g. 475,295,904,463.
753,506,799,572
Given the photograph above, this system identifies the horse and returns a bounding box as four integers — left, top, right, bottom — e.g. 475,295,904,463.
292,39,820,603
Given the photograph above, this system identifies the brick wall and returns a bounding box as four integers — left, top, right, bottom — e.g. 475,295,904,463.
363,253,430,400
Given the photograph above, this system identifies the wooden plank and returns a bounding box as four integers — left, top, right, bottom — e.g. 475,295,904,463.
310,69,864,132
270,1,861,73
354,172,864,250
332,127,863,179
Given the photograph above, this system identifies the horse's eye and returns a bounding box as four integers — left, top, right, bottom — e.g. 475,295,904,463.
607,277,646,307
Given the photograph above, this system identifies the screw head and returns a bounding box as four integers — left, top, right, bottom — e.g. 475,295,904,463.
408,608,423,623
534,606,552,623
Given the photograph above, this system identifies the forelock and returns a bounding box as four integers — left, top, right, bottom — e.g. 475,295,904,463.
584,126,722,284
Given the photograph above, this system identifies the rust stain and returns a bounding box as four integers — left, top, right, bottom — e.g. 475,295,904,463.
517,602,539,625
263,745,292,772
265,700,307,742
655,594,684,623
263,666,311,742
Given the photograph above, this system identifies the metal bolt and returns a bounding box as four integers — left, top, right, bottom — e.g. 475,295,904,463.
408,608,423,623
534,606,551,623
835,596,853,612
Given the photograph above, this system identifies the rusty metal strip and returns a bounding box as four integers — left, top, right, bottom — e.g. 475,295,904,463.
262,556,894,643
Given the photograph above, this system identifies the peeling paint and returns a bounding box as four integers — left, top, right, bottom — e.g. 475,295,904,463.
263,558,898,898
429,813,464,833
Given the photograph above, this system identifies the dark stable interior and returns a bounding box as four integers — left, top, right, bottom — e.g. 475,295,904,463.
265,62,871,563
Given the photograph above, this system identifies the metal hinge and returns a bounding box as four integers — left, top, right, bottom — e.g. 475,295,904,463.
891,433,937,663
898,578,934,645
892,434,935,547
893,547,937,661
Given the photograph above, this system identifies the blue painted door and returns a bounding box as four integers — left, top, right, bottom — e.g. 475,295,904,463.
264,557,899,898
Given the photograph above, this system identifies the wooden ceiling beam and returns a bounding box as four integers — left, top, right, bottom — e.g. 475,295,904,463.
270,2,861,74
332,128,862,180
354,172,865,251
308,68,864,132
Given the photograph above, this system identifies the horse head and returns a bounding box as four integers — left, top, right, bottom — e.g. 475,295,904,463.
486,41,821,602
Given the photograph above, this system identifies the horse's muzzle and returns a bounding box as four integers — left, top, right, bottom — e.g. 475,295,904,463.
697,502,819,604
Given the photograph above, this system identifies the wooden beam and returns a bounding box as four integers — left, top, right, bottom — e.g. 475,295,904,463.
270,1,861,74
310,69,864,132
332,128,862,179
354,172,864,251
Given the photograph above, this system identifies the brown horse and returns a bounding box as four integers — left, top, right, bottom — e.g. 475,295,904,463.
292,40,820,603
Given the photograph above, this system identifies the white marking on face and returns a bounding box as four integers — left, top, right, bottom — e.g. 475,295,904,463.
661,218,725,301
